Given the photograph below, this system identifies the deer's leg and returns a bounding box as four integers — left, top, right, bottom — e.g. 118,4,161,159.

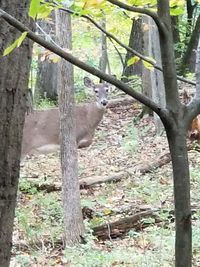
77,139,93,148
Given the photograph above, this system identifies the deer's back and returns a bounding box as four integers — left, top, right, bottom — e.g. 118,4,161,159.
22,103,105,157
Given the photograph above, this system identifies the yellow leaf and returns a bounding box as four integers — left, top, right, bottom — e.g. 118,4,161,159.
103,208,112,215
83,0,104,8
49,54,60,63
16,32,28,47
142,57,156,70
3,32,27,56
127,56,140,66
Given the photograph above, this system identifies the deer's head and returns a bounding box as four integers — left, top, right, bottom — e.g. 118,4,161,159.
84,77,109,108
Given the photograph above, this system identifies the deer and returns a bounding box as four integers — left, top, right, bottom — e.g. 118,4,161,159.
183,89,200,140
21,77,109,159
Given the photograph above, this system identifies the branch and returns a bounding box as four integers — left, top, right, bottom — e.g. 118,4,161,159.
56,4,195,86
59,6,162,72
0,8,166,115
107,0,166,35
108,37,125,67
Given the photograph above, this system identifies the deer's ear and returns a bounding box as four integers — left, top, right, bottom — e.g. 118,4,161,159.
84,77,95,88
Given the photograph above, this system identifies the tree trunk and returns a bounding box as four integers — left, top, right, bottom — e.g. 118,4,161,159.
186,0,195,37
180,14,200,74
0,1,33,266
157,1,192,265
35,14,58,102
55,10,84,246
122,17,143,81
99,16,110,82
166,126,191,267
171,16,181,59
142,16,165,133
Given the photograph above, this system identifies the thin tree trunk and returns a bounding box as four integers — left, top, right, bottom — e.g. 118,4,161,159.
166,127,191,267
180,14,200,74
0,1,33,266
122,18,143,81
142,16,165,133
171,16,181,59
99,18,107,74
35,13,58,101
157,1,192,265
55,10,84,246
186,0,195,37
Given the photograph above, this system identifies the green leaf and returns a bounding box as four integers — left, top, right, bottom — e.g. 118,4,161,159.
29,0,40,20
127,56,140,66
16,32,28,47
3,32,28,56
37,5,54,19
3,41,18,56
170,7,184,16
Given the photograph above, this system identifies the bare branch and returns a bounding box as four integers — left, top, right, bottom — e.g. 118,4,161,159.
56,4,196,86
0,8,165,116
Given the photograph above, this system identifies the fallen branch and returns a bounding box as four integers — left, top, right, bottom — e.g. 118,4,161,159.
22,152,172,193
107,97,135,108
92,209,159,240
129,152,171,175
23,172,127,193
79,172,127,188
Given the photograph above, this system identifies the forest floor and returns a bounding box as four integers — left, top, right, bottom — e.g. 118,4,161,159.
11,95,200,267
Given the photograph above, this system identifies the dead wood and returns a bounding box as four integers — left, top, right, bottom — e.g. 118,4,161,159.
79,172,127,188
129,152,171,175
92,210,158,240
107,97,135,108
23,152,172,193
24,172,127,193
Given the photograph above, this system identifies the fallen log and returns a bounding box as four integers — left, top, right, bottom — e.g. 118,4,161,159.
22,151,172,193
23,172,128,193
129,152,171,175
92,209,159,240
107,97,135,108
79,172,127,188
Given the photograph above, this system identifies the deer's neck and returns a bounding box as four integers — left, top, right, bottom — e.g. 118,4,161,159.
88,102,106,128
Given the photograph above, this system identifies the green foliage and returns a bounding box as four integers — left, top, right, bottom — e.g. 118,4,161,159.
63,240,136,267
12,254,32,267
16,191,63,243
122,124,139,152
185,72,195,80
29,0,40,19
75,89,88,103
3,32,27,56
19,179,38,194
29,0,55,20
35,97,57,109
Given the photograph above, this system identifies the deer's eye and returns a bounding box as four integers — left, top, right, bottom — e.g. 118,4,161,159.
94,89,98,93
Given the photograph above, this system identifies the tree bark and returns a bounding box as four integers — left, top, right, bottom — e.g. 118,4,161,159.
171,16,181,59
166,126,191,267
0,1,33,266
55,10,84,246
35,14,58,101
158,1,192,266
122,17,143,81
142,16,165,133
99,16,110,82
180,14,200,74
